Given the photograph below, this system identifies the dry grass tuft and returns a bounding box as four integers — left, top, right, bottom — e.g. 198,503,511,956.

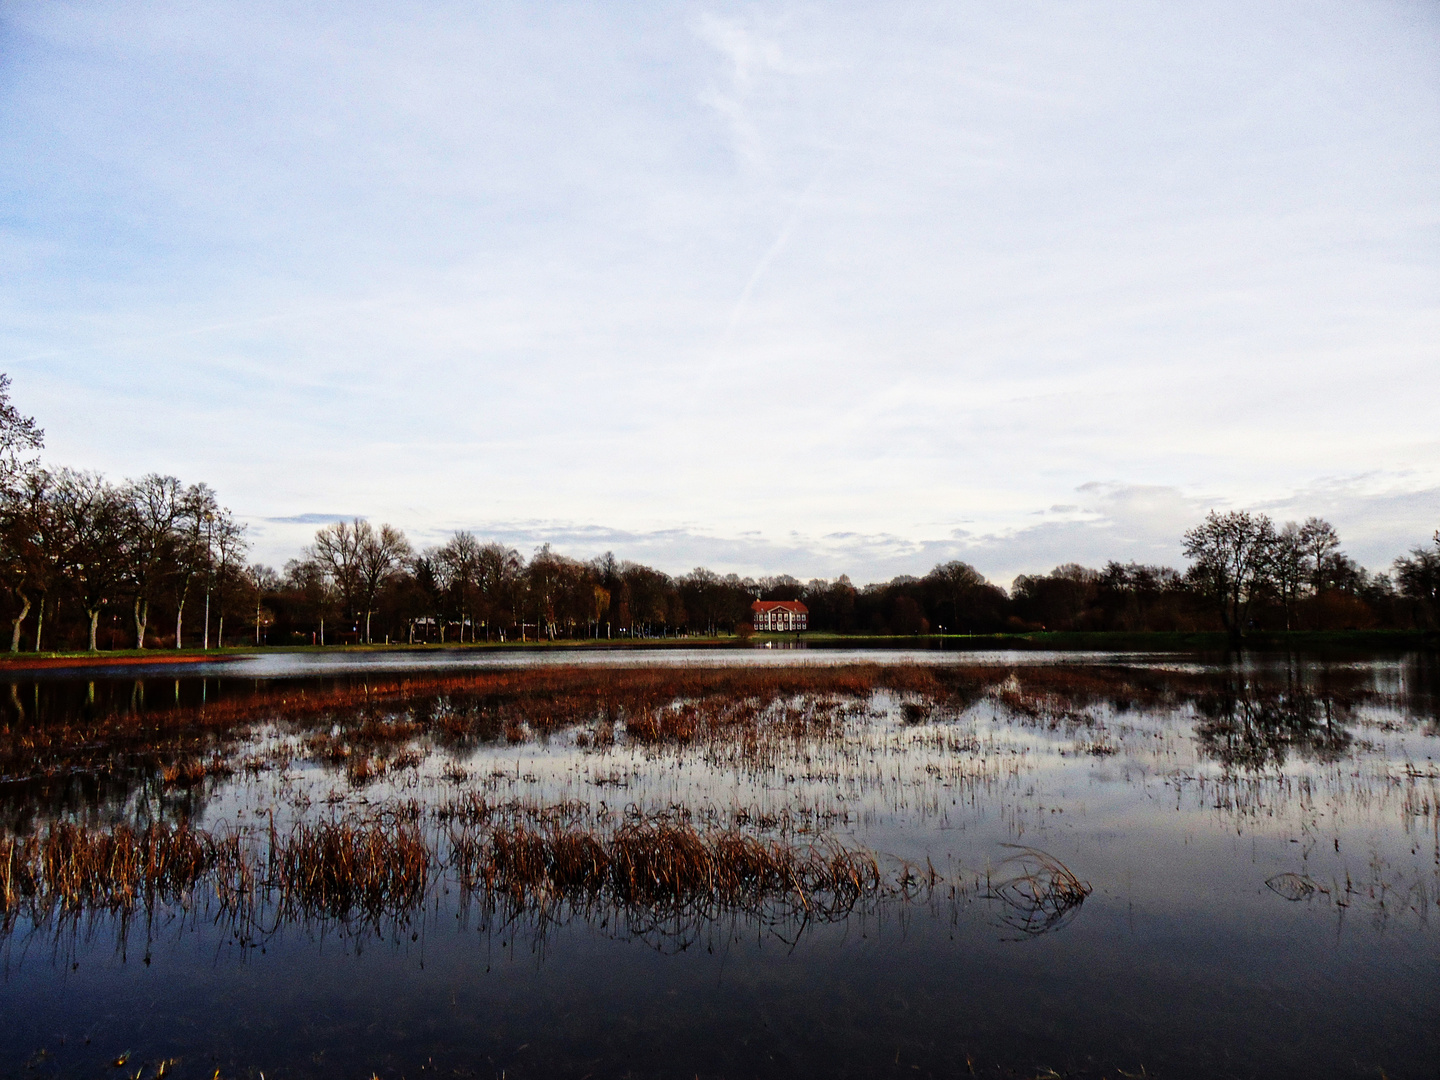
2,822,243,914
451,817,881,922
272,820,430,919
984,845,1092,937
160,756,233,787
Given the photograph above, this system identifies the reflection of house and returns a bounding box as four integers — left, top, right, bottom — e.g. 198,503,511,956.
751,600,808,632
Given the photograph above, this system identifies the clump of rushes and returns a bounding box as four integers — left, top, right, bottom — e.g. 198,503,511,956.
160,756,233,787
2,818,426,928
2,822,242,913
345,755,385,785
983,845,1092,938
452,818,881,921
273,820,430,920
2,811,890,937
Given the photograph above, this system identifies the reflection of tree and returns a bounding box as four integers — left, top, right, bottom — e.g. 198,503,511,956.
1194,684,1352,770
1403,652,1440,737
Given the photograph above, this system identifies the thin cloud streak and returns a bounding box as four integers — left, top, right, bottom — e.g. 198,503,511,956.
1,1,1436,578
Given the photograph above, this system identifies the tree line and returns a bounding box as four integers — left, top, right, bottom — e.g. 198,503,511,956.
1,378,1436,651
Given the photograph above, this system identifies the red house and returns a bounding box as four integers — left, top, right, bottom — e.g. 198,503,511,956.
751,599,808,632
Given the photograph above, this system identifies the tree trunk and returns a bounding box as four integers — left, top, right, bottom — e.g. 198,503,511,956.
365,610,372,645
203,589,211,650
217,614,224,649
134,597,148,649
10,589,30,653
88,608,100,652
34,598,44,652
176,598,186,650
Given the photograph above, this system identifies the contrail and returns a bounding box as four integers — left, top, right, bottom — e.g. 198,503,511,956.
721,157,835,343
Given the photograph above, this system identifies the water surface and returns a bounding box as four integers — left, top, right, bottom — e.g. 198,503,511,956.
2,650,1437,1078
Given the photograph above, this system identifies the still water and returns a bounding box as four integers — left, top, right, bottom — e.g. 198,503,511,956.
2,650,1437,1079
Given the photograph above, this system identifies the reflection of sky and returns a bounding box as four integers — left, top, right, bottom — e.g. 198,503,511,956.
3,3,1438,583
3,657,1439,1075
69,643,1440,679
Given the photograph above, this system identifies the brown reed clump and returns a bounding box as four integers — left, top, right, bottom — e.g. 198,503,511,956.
345,755,385,785
2,833,40,909
452,817,881,921
2,806,902,946
1,817,425,926
160,755,233,787
983,845,1092,937
1,822,241,914
272,820,430,920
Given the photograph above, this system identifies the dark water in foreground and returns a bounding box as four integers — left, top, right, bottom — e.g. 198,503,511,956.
2,650,1438,1079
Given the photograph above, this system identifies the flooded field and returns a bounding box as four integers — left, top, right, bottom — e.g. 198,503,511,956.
2,651,1438,1079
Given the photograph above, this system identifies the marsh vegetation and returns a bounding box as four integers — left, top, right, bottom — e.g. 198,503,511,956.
0,652,1437,1078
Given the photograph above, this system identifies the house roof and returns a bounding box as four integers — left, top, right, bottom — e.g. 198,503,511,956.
751,600,808,614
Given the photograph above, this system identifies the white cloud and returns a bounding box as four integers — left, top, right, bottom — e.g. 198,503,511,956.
2,1,1437,583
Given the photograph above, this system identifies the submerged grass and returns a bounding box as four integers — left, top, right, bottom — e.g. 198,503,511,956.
1,818,427,929
1,821,241,914
1,808,897,938
0,660,1400,795
453,817,881,920
272,819,429,920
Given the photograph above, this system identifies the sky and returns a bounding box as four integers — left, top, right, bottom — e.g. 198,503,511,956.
2,1,1437,585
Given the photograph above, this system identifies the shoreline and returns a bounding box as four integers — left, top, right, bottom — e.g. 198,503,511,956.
0,627,1431,674
0,652,248,673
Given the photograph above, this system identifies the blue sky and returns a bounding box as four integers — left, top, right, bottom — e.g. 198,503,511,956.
2,1,1437,583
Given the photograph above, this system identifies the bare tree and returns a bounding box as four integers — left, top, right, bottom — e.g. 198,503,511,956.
926,560,998,634
475,541,522,640
284,557,338,644
0,374,43,496
0,468,58,651
51,470,130,651
1271,522,1307,631
306,520,364,633
1298,517,1342,594
354,522,410,643
622,562,675,637
1394,531,1440,625
1183,511,1277,642
680,567,724,637
438,531,482,642
247,563,280,644
0,376,47,650
205,507,247,647
526,544,560,640
122,474,185,648
170,484,218,649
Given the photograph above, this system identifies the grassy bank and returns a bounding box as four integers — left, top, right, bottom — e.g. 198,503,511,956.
0,635,750,671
